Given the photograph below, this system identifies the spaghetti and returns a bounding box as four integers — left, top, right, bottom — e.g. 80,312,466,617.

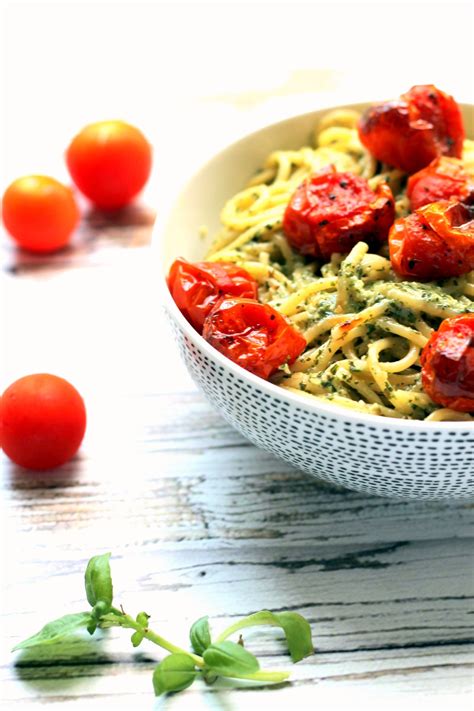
205,109,474,421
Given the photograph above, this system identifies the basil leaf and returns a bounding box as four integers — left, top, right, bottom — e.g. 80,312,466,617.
87,618,98,635
218,610,313,663
152,653,197,696
189,616,211,655
203,641,259,676
131,631,144,647
84,553,113,613
274,611,313,662
12,612,92,651
135,612,150,628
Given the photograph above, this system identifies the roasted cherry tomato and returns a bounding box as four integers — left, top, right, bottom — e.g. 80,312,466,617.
202,297,306,379
421,314,474,412
358,85,465,174
389,198,474,280
282,166,394,259
66,120,152,210
0,374,87,470
408,157,472,210
2,175,79,253
167,259,258,333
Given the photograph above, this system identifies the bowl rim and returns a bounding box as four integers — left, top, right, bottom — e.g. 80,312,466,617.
152,101,474,432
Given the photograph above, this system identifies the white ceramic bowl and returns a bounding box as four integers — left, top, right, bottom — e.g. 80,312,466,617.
154,101,474,500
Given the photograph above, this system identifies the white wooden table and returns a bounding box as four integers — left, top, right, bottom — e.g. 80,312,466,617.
2,4,474,707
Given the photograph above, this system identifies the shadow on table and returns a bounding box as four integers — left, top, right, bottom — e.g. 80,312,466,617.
13,637,115,692
6,457,84,490
2,202,156,276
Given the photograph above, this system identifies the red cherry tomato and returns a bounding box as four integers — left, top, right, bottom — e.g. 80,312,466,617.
66,120,152,210
358,85,465,173
389,199,474,280
1,374,86,470
202,297,306,379
2,175,79,253
408,157,472,210
421,314,474,412
282,166,394,259
167,259,258,333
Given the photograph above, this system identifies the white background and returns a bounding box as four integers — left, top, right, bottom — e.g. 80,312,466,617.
3,0,474,187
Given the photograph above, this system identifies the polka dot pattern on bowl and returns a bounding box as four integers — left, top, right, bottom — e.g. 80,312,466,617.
168,312,474,501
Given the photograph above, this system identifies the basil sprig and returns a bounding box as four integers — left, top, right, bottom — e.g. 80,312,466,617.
13,553,314,697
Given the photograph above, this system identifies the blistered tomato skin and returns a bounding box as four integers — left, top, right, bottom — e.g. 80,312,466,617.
389,199,474,280
403,85,465,159
282,166,395,259
202,297,306,380
358,85,465,174
407,157,471,210
421,315,474,412
0,374,87,470
167,259,258,333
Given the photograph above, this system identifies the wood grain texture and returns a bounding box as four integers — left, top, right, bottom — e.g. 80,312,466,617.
1,171,474,711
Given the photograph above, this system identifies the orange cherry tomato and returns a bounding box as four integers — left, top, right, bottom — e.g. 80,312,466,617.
167,259,258,333
421,314,474,412
389,198,474,280
66,120,152,210
358,85,465,174
202,297,306,379
1,374,87,470
2,176,79,253
407,157,472,210
282,166,394,259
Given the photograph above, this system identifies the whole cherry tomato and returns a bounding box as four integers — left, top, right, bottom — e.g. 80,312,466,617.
421,314,474,412
66,120,152,210
2,175,79,253
1,374,87,470
358,85,465,173
408,157,472,210
389,198,474,280
167,259,258,333
282,166,394,259
203,297,306,379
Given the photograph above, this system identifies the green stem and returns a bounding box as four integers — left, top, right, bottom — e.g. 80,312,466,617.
216,618,268,643
112,611,204,668
142,628,204,667
220,670,290,683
